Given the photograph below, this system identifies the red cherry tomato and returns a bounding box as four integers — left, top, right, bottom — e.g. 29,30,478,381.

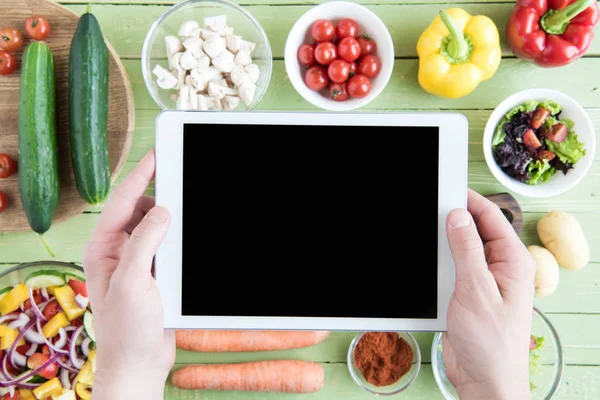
337,37,361,63
347,74,371,98
349,62,357,76
297,43,315,66
356,35,377,55
0,192,6,213
335,19,359,39
0,154,17,178
71,317,83,327
41,345,50,355
314,42,337,65
0,392,21,400
68,279,88,298
0,51,16,76
25,16,51,41
310,19,335,42
43,300,61,321
27,353,58,379
16,344,30,356
357,55,381,78
0,27,24,53
327,59,350,83
304,66,329,91
24,292,42,310
328,82,349,102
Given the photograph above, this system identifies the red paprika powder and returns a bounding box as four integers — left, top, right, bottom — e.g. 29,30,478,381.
353,332,414,386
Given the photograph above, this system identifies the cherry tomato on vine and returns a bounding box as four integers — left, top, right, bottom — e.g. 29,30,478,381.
347,74,371,98
335,19,359,39
328,82,349,102
297,43,315,66
310,19,335,42
0,51,16,75
304,66,329,91
327,59,350,83
357,55,381,78
0,27,24,53
356,35,377,55
25,16,51,41
314,42,337,65
337,37,361,63
0,154,17,178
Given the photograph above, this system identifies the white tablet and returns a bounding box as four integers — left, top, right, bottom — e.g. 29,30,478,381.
155,111,468,331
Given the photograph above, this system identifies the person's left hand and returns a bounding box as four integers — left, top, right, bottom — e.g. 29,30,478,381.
82,150,174,400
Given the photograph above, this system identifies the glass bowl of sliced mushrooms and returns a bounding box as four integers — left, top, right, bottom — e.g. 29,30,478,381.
142,0,272,111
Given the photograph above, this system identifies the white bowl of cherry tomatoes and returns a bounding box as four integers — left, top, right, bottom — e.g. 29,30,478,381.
284,1,394,111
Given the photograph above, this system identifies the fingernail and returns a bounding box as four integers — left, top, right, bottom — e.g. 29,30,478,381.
147,207,170,223
448,209,471,228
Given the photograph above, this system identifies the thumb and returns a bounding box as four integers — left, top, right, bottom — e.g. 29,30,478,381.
115,206,171,284
446,208,488,282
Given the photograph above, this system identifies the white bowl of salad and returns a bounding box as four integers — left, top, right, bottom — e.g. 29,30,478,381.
0,261,95,400
483,88,596,198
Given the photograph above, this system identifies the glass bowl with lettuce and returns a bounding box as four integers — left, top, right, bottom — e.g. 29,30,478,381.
431,307,564,400
483,89,595,198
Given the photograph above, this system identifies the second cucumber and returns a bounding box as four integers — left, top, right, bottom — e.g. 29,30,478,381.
69,12,110,205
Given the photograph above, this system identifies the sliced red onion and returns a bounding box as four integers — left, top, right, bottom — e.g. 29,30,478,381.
40,288,49,302
55,328,68,349
0,352,60,387
11,352,25,369
70,374,78,391
1,354,14,381
8,320,23,330
64,326,76,333
0,314,19,325
25,343,38,357
9,318,35,370
24,327,45,345
17,313,29,325
8,386,14,398
69,326,85,369
57,359,78,374
34,318,68,355
75,294,89,310
81,337,92,358
28,289,46,322
59,367,71,390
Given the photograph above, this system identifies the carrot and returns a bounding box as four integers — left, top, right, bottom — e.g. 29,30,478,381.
171,360,324,393
175,330,330,352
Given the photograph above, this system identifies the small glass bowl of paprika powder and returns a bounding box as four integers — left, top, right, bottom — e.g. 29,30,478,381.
347,331,421,395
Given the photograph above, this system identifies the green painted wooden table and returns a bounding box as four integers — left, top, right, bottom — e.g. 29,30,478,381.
2,0,600,398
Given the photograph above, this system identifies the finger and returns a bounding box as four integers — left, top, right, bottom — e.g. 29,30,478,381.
112,206,171,290
124,196,156,234
467,190,519,243
446,208,489,282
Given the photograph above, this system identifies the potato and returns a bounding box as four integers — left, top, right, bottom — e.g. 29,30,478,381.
528,245,559,297
537,210,590,271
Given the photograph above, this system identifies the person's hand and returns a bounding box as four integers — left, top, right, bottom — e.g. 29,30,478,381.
444,189,536,400
82,150,174,400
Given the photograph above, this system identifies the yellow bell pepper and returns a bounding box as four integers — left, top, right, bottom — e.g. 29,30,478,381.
33,377,63,399
75,383,92,400
52,389,77,400
416,8,501,99
76,359,94,386
20,389,36,400
0,283,30,315
0,325,25,349
54,285,86,321
42,312,70,339
47,286,59,295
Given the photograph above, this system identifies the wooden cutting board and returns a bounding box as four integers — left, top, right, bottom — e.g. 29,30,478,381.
0,0,134,232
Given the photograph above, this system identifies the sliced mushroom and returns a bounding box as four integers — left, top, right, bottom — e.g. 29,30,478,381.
222,95,240,111
226,35,242,54
230,64,259,87
203,35,226,58
189,89,199,110
196,53,210,73
178,21,200,38
190,66,222,91
169,52,183,70
204,15,227,31
245,63,260,83
208,81,237,100
197,94,210,111
210,96,223,110
216,26,234,37
165,35,183,57
234,50,252,66
185,75,193,87
182,37,205,58
180,51,198,70
152,65,178,90
174,65,186,90
211,77,228,87
177,84,192,110
240,40,256,55
238,80,256,106
212,50,235,73
201,28,217,40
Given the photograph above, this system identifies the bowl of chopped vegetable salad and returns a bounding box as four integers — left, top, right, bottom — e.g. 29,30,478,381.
0,261,94,400
483,88,595,198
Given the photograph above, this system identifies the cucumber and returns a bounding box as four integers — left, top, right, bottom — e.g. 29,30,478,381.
69,12,110,205
64,271,86,283
18,41,59,236
0,287,13,301
83,310,95,342
24,270,66,289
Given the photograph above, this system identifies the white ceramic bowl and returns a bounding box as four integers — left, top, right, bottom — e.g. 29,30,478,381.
483,88,596,198
284,1,394,111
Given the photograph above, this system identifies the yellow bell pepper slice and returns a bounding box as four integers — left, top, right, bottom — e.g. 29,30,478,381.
75,383,92,400
52,389,77,400
47,286,59,295
20,389,36,400
33,377,63,399
76,360,94,386
416,8,501,99
0,283,30,315
42,312,70,339
0,326,25,350
54,285,86,321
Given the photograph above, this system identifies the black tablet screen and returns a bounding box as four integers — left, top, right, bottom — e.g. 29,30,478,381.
181,124,439,319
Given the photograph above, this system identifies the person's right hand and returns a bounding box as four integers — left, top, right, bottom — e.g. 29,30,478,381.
443,189,536,400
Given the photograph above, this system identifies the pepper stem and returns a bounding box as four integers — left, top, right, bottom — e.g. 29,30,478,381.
541,0,596,35
39,234,55,258
440,10,469,61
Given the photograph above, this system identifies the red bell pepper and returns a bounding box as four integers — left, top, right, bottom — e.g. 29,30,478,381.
507,0,599,67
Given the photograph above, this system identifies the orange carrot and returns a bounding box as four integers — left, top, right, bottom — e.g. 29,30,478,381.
175,330,330,352
171,360,324,393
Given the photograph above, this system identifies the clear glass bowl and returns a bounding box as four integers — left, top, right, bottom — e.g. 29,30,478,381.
141,0,273,111
347,332,421,395
0,261,84,286
431,307,565,399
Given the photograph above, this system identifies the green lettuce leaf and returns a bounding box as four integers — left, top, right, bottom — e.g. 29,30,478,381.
545,132,586,164
529,335,545,391
527,160,556,185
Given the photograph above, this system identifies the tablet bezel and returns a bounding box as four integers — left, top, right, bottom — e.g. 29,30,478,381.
155,111,468,331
